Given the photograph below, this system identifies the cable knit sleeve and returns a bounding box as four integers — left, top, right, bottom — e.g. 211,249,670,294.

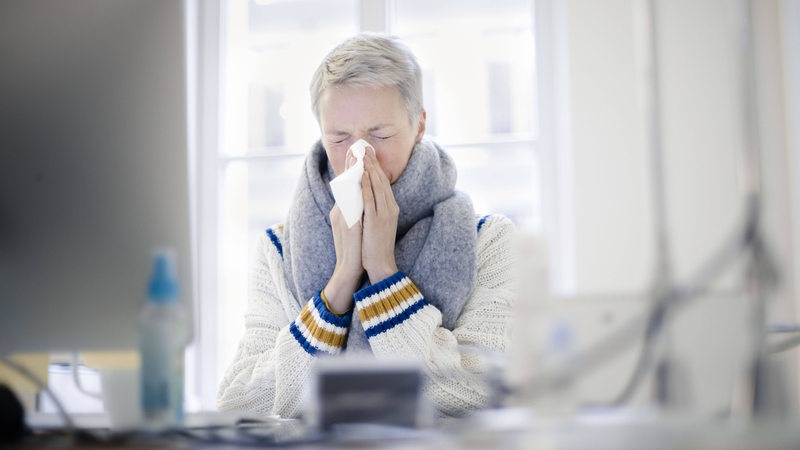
216,226,351,418
353,214,516,416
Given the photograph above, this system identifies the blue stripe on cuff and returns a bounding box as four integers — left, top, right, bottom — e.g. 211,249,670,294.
312,294,352,328
354,271,407,303
364,297,429,338
477,214,491,233
266,228,283,258
289,322,319,355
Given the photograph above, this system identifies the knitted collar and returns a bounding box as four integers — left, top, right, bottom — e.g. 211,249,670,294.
282,139,477,351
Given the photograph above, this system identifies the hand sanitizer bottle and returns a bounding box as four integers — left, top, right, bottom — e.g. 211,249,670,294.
139,249,188,429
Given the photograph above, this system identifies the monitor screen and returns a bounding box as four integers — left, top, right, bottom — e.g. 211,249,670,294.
0,0,194,355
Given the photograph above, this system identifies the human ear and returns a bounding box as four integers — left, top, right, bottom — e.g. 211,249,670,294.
415,110,427,142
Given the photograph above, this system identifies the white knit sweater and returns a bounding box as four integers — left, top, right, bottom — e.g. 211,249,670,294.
216,214,516,418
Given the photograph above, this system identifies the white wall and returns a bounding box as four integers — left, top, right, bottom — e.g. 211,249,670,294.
565,0,652,296
562,0,750,296
532,0,799,414
780,0,800,407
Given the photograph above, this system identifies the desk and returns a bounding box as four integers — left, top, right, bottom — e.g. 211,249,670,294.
12,408,800,449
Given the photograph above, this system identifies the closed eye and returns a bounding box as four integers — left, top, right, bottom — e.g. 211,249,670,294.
329,135,350,145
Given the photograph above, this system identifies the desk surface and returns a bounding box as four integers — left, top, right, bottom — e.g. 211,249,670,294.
13,408,800,449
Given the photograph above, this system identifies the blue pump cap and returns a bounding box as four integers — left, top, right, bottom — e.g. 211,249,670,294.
148,249,179,303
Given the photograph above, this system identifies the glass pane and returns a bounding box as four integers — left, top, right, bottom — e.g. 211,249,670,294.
244,157,306,235
450,143,541,232
248,0,358,154
217,156,305,367
392,0,536,144
217,1,357,375
224,0,358,157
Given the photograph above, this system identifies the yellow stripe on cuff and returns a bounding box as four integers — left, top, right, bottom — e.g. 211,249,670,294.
357,282,422,323
299,303,347,348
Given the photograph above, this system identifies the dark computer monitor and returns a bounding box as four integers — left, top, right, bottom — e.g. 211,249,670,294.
0,0,194,355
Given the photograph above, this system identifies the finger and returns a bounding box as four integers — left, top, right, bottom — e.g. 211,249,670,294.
364,150,390,186
364,152,392,211
361,166,376,218
329,204,343,227
362,153,384,212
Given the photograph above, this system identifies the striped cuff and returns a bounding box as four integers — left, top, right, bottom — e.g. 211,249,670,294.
289,293,351,356
354,272,429,338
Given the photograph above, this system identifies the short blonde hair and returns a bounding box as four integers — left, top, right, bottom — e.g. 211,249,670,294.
310,32,423,124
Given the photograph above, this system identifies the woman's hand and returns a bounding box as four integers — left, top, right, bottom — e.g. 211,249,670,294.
324,204,363,314
361,149,400,283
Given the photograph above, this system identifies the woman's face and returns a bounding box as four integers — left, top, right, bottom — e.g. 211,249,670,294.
318,84,426,183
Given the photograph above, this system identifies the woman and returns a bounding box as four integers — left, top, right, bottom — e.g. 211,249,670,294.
217,32,516,418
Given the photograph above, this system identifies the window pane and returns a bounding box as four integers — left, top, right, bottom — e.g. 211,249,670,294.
392,0,536,144
244,157,306,235
217,0,357,376
247,0,358,154
224,0,358,157
217,156,305,373
451,143,541,230
393,0,540,230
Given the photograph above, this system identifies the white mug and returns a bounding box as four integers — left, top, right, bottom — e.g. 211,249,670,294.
100,368,142,430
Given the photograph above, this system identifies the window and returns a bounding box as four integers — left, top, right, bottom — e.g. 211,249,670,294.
391,0,539,231
193,0,539,410
201,0,358,409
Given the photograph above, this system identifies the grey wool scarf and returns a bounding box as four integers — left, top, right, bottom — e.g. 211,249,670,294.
282,138,477,352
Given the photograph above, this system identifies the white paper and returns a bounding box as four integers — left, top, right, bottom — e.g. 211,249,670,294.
329,139,372,228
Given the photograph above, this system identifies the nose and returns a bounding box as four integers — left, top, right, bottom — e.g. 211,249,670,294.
349,139,370,158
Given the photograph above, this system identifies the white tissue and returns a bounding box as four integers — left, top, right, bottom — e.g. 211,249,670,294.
329,139,372,228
